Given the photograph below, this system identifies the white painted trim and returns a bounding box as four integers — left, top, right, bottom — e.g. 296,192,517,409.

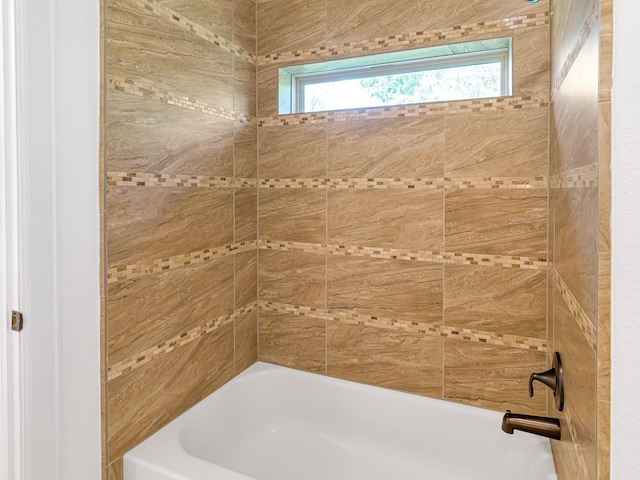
611,2,640,478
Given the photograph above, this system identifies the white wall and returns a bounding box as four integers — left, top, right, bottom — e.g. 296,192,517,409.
611,2,640,478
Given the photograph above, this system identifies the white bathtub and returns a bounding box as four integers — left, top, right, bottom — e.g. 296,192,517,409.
124,362,557,480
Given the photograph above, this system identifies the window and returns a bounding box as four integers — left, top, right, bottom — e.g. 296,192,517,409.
278,38,512,114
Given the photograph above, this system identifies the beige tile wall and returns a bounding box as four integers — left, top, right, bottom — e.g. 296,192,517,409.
102,0,257,476
256,0,550,415
549,0,611,478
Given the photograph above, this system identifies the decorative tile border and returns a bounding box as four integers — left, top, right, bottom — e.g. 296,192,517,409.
259,239,548,271
552,2,599,95
108,74,254,125
107,172,258,188
131,0,256,64
259,176,547,190
107,301,258,381
258,13,549,66
260,300,547,352
107,240,257,284
552,267,597,351
550,164,598,189
258,96,548,127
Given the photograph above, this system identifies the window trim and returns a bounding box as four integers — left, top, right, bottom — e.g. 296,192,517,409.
278,37,513,115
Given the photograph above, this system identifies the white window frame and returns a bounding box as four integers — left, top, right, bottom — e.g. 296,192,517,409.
279,37,513,115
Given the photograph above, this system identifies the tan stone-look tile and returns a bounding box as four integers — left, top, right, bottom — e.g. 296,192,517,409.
553,283,597,477
107,323,235,461
259,189,326,244
107,256,235,365
235,250,257,308
328,189,443,251
443,339,546,414
327,116,444,178
234,0,257,56
597,253,611,403
551,440,590,480
445,0,547,26
326,0,444,47
512,24,550,102
598,102,611,252
235,309,258,373
106,186,234,267
445,189,547,257
444,265,546,338
328,256,442,324
444,107,548,178
599,34,612,103
553,28,598,173
259,311,326,373
158,0,234,41
597,400,611,480
259,250,326,308
107,90,234,176
235,187,257,243
235,122,257,178
107,0,234,110
257,63,278,119
235,56,257,118
257,0,327,56
259,124,327,178
554,186,598,323
551,0,597,79
327,322,443,398
108,458,123,480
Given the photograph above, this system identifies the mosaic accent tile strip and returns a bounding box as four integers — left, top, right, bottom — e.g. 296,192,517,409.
258,13,549,65
258,239,548,271
107,301,258,380
107,172,258,188
552,1,599,95
131,0,256,63
107,240,257,284
258,96,549,127
259,176,547,190
260,300,547,352
108,74,254,124
552,267,597,351
550,164,598,189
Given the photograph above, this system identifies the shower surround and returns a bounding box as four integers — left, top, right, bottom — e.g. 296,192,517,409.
100,0,611,479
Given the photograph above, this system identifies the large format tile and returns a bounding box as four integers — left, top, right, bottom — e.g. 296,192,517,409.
551,0,597,79
444,265,546,338
107,257,235,365
107,323,235,461
234,0,257,56
107,186,234,267
235,187,257,243
235,309,258,374
107,90,234,176
259,250,326,308
513,25,550,99
235,122,257,178
235,250,257,308
444,108,547,178
445,0,547,26
107,0,234,109
444,339,546,414
257,0,326,56
158,0,234,41
235,56,257,118
257,64,278,119
328,256,443,324
328,189,443,251
327,116,444,178
327,322,443,398
553,283,597,478
259,124,327,178
259,189,326,244
445,189,547,257
259,311,326,373
326,0,444,46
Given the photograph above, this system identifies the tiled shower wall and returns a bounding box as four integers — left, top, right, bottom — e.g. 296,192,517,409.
101,0,257,477
256,0,550,414
549,0,611,478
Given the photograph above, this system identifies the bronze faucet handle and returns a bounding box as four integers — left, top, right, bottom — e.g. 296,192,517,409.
528,352,565,411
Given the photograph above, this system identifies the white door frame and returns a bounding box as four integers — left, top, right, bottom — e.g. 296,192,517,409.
1,0,101,479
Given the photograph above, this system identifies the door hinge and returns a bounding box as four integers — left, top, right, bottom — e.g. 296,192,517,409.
11,310,23,332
